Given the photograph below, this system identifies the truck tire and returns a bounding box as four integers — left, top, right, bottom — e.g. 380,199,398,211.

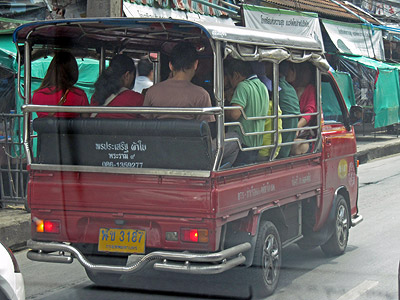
250,221,282,299
85,255,127,287
321,195,349,257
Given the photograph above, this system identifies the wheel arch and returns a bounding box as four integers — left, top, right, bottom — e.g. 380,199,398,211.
335,186,350,216
223,205,286,267
323,186,351,242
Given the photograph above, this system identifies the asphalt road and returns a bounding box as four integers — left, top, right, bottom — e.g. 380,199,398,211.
15,154,400,300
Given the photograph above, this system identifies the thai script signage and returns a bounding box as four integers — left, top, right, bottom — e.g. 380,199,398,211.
322,19,385,61
243,5,324,50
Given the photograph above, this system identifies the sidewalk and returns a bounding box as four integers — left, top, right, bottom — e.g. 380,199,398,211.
1,134,400,251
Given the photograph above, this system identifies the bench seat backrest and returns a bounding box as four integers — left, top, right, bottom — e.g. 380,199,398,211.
33,118,213,170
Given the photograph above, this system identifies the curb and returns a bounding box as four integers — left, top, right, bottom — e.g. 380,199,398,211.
0,210,30,251
357,140,400,164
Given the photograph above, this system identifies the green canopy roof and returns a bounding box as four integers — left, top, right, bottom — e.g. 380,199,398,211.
340,54,400,128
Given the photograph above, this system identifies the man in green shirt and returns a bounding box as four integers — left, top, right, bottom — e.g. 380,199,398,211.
224,59,269,165
277,61,301,158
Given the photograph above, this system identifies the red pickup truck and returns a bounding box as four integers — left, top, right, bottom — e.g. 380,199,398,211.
15,18,363,298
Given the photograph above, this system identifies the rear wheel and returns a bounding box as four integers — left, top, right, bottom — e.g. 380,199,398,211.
249,221,282,299
321,195,350,257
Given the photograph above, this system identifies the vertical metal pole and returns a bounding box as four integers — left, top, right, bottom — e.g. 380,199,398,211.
269,62,280,161
24,42,31,105
212,41,223,171
153,52,160,84
16,49,25,101
23,41,32,165
100,46,105,74
315,67,321,153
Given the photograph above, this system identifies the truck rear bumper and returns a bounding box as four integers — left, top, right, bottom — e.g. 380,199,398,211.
27,240,251,275
351,214,363,227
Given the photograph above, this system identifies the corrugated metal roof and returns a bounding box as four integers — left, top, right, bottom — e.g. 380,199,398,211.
254,0,380,24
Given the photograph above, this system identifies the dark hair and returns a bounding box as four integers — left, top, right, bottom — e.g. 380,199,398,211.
56,8,66,17
170,42,198,71
38,51,78,93
293,62,315,87
279,61,295,78
92,54,136,105
224,59,253,78
138,58,153,76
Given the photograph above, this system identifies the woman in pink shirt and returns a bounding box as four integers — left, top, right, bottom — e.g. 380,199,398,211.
90,54,144,119
291,63,317,155
32,51,89,118
295,63,317,128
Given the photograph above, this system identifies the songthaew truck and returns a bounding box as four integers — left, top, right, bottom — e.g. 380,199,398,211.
14,18,362,298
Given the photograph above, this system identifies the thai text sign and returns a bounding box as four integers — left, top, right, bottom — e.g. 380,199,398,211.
322,19,385,61
243,5,324,50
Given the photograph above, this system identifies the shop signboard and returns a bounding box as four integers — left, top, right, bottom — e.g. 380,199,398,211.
243,5,324,50
123,1,235,25
322,19,385,61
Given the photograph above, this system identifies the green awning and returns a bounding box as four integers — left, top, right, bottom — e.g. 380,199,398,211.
340,55,400,128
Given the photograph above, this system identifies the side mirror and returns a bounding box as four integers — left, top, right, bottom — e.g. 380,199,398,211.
349,105,363,125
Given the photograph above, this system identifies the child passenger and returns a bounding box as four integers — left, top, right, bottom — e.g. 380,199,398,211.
91,54,144,118
32,51,89,118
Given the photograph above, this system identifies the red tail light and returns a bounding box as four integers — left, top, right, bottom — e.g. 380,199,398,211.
44,220,61,233
181,229,208,243
35,218,60,233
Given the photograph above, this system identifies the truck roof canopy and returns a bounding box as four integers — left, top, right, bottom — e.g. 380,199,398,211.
13,18,324,60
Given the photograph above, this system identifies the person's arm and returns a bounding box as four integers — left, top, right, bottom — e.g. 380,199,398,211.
80,91,90,118
141,90,153,119
225,104,243,121
225,82,246,121
297,117,308,128
299,85,316,125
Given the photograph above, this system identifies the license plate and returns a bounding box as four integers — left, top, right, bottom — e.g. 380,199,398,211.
98,228,146,254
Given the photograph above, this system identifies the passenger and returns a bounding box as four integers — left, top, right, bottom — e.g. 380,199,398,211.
133,58,154,94
253,62,282,160
291,62,317,155
144,42,238,168
224,59,269,166
250,61,275,93
91,54,144,119
32,51,89,118
143,42,214,122
294,62,317,130
257,99,282,161
276,61,301,158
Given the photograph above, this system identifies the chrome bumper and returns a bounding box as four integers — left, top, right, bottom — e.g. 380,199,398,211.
351,214,363,227
27,240,251,275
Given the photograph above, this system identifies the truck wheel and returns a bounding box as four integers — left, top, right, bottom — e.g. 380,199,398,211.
250,221,282,298
321,195,349,257
85,255,127,286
